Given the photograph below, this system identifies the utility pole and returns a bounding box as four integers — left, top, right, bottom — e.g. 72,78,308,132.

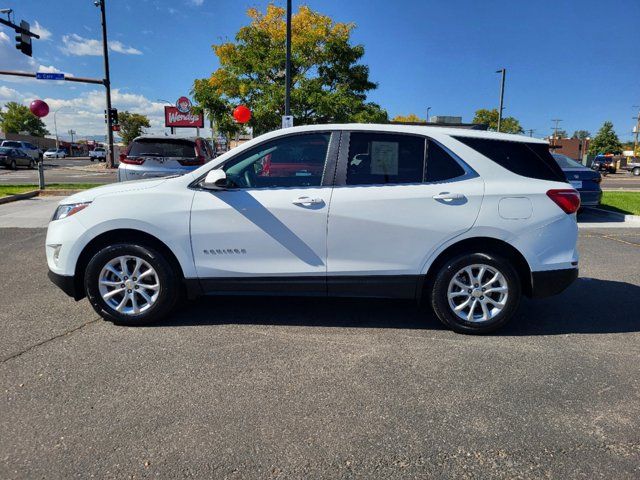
551,119,562,147
524,129,535,137
496,68,506,132
96,0,115,168
633,105,640,155
284,0,292,118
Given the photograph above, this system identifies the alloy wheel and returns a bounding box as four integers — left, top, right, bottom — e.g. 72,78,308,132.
447,263,509,322
98,255,160,315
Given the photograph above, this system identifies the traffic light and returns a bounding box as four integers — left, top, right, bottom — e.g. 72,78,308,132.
108,108,118,125
15,21,32,57
105,108,118,125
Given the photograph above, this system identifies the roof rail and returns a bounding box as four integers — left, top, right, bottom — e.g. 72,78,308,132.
388,121,488,130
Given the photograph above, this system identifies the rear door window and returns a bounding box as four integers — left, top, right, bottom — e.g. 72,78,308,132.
346,132,425,185
454,136,566,182
129,139,196,158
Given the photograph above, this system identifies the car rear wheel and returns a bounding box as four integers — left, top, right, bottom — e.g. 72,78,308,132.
29,159,35,169
430,253,521,334
85,243,180,326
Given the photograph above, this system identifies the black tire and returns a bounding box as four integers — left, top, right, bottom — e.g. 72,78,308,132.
10,159,16,170
430,252,521,334
29,159,35,169
633,167,640,176
84,243,180,326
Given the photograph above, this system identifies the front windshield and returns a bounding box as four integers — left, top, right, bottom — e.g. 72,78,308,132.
552,154,583,169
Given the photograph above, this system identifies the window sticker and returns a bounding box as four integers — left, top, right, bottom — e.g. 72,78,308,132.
370,141,399,175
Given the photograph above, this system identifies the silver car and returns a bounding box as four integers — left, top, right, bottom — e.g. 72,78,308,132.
117,136,215,182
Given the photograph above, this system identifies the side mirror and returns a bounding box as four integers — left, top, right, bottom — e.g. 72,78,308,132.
201,169,228,190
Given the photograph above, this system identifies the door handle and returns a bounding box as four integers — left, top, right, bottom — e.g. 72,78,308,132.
292,196,324,206
432,192,465,201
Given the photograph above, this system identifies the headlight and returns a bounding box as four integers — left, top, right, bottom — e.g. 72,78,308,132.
52,202,91,221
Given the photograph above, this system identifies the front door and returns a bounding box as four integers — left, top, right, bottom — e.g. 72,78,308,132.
326,131,484,297
190,131,338,294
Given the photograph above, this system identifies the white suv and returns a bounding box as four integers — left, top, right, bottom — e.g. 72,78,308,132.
46,124,580,334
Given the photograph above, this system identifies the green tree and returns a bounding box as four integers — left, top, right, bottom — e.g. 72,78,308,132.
553,129,568,139
472,108,523,134
0,102,49,136
391,113,426,123
572,130,591,140
193,4,387,139
118,111,150,145
588,121,623,155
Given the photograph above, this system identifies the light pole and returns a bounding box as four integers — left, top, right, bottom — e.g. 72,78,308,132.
95,0,115,168
53,106,68,150
157,98,174,134
496,68,506,132
284,0,292,118
426,106,431,123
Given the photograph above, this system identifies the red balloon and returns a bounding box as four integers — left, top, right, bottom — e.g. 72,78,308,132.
30,99,50,118
233,105,251,123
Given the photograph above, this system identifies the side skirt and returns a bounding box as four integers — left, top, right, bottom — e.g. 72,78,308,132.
190,275,420,299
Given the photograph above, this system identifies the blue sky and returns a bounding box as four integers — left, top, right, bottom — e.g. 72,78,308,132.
0,0,638,141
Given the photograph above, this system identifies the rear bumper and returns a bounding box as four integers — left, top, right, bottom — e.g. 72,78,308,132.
531,268,578,298
578,190,602,206
48,270,83,300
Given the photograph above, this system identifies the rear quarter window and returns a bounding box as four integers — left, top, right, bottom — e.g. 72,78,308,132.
454,136,566,182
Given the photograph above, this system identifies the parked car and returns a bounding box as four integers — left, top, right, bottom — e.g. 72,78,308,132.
621,157,640,176
552,153,602,207
0,146,36,169
44,148,67,159
591,155,617,174
89,147,107,162
47,124,580,334
117,136,215,182
1,140,42,161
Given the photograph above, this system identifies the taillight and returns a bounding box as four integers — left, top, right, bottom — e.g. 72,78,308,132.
120,156,145,165
547,189,581,214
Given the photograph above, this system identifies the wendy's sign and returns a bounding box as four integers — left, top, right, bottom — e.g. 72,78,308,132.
164,97,204,128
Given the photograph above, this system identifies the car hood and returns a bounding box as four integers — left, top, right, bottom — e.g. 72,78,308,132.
58,178,168,205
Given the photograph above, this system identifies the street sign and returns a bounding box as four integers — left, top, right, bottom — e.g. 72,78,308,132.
282,115,294,129
36,72,64,80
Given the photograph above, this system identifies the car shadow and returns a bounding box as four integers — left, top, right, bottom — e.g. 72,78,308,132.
577,207,626,223
155,277,640,336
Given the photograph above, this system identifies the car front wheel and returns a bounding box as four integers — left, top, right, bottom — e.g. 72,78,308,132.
633,167,640,176
85,243,180,326
430,253,521,334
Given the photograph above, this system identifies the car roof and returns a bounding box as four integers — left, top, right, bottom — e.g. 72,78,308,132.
249,123,549,144
132,135,200,142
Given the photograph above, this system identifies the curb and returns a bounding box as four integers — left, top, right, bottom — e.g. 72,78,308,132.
0,190,81,205
0,190,39,205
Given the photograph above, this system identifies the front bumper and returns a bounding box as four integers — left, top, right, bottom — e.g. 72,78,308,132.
531,268,578,298
48,270,83,300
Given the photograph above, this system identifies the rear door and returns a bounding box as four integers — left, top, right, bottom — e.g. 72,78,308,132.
326,131,484,297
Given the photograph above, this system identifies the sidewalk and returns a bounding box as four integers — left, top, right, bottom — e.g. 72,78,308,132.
0,196,64,228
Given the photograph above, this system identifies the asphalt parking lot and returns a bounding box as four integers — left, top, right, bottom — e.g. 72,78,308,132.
1,219,639,478
601,171,640,190
0,157,116,185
